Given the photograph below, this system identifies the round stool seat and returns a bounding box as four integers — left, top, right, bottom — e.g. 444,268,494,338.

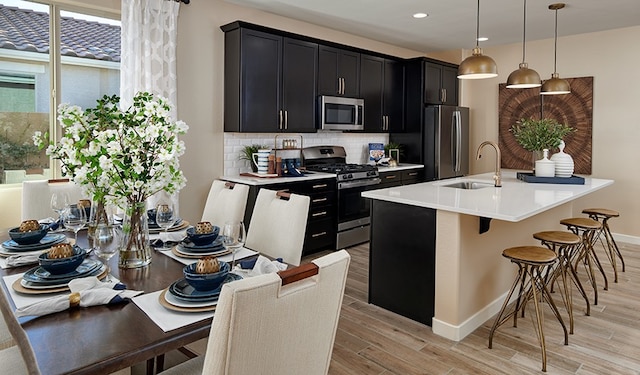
533,231,581,245
560,217,602,230
582,208,619,218
503,246,557,265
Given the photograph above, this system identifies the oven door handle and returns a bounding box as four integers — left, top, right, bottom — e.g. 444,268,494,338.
338,178,381,189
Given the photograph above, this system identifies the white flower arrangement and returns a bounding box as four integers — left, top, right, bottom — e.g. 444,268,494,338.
34,92,188,207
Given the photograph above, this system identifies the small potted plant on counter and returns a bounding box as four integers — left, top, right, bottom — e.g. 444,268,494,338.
239,144,268,173
510,118,575,168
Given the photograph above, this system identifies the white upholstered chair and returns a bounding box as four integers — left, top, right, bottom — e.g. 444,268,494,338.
244,188,310,266
201,180,250,227
161,249,351,375
21,179,84,221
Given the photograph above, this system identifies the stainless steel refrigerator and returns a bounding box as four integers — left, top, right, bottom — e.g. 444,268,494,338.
391,105,469,181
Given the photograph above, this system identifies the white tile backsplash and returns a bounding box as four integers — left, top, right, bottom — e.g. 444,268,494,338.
224,132,388,176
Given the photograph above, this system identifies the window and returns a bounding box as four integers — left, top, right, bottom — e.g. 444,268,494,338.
0,0,120,185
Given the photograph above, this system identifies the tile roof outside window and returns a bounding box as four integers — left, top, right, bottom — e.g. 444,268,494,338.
0,5,120,62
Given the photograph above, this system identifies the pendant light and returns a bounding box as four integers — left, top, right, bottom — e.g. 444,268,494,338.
458,0,498,79
540,3,570,95
506,0,541,88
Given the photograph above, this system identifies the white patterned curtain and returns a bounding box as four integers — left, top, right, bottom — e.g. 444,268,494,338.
120,0,180,118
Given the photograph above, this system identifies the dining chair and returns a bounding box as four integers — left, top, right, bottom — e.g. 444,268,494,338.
161,249,351,375
21,179,84,220
244,188,310,266
201,180,250,227
0,288,36,374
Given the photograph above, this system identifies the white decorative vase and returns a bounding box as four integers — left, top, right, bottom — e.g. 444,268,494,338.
550,140,574,177
535,149,555,177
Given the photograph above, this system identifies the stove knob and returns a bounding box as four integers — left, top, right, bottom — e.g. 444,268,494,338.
348,173,353,179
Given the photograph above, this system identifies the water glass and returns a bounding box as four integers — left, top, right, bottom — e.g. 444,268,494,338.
62,204,87,243
50,192,69,230
93,225,118,282
155,202,175,250
222,221,246,269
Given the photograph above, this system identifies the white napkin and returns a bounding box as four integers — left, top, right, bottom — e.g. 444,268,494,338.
5,254,40,268
15,276,143,318
232,255,287,278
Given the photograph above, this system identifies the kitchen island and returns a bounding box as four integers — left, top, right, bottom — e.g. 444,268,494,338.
362,170,613,341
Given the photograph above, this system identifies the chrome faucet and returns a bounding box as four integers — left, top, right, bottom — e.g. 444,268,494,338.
476,141,502,187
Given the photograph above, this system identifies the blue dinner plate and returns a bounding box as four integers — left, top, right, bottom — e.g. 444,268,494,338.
168,273,242,302
20,263,106,290
181,235,225,250
1,233,67,252
148,217,183,229
23,259,101,285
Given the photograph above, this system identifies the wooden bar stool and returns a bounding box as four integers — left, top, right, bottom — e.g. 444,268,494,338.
560,217,607,305
582,208,624,283
533,231,588,334
489,246,568,372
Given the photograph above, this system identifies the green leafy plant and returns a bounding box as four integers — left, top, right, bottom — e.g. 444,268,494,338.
239,144,268,162
384,142,403,158
510,118,575,152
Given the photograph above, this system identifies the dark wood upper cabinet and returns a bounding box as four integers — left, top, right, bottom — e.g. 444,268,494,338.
424,61,458,106
223,25,317,133
318,46,360,97
359,54,404,133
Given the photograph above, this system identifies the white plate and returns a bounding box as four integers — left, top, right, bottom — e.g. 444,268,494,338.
164,289,219,308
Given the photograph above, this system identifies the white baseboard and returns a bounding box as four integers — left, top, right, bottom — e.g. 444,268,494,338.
613,232,640,245
432,291,516,342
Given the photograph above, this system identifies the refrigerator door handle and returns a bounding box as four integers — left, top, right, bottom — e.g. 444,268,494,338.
453,110,461,172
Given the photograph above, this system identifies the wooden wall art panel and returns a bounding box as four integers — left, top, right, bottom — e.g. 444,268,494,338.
498,76,593,174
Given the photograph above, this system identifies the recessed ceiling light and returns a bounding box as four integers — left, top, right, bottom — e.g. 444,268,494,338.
413,13,428,19
477,37,489,42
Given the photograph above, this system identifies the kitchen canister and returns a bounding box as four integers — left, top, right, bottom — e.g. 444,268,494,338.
252,149,271,174
535,149,555,177
550,140,574,177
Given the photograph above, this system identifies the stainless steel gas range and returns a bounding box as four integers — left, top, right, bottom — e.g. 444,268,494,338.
303,146,381,249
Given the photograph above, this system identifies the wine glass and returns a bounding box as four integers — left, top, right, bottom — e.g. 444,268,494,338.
155,202,175,250
92,225,117,282
222,221,246,269
62,204,87,243
50,192,69,230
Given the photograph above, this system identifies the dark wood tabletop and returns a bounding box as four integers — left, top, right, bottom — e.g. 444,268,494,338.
0,230,213,375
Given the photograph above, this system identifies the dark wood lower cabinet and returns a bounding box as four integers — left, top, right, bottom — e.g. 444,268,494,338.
368,199,436,326
239,178,337,256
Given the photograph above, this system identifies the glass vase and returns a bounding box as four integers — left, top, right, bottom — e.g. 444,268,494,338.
118,201,152,268
88,199,113,240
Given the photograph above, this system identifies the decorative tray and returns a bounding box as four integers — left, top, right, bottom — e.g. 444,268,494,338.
516,172,585,185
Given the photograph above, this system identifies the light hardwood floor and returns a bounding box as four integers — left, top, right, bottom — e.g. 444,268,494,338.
154,240,639,374
320,241,640,375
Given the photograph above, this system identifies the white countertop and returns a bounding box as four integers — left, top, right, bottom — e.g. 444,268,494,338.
222,171,336,186
376,164,424,172
362,170,614,222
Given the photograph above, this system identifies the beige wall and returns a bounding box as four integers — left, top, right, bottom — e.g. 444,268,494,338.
464,26,640,239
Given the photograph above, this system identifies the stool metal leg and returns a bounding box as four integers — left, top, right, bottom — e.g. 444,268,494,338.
489,263,526,349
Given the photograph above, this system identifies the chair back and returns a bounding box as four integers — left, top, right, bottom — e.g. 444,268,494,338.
245,189,310,266
201,180,250,228
0,288,37,374
21,179,84,221
202,250,350,375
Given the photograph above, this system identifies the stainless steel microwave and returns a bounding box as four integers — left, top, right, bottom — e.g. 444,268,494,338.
319,96,364,131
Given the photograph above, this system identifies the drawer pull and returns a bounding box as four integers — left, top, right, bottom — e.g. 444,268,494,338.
312,211,327,217
312,197,328,203
385,175,397,179
408,172,417,176
311,231,327,238
312,183,328,189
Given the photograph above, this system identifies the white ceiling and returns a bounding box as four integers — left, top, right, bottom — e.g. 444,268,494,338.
223,0,640,53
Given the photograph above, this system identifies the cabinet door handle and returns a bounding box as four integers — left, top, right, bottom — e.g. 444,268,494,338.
311,231,327,238
337,78,342,95
385,175,397,179
279,110,283,130
441,88,447,103
341,78,345,95
312,183,328,189
408,172,418,176
385,116,389,130
284,110,288,130
312,211,327,217
312,197,328,203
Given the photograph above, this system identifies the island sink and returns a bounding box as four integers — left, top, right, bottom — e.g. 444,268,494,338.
441,181,494,190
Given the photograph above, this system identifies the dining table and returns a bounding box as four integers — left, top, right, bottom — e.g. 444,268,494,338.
0,228,256,375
